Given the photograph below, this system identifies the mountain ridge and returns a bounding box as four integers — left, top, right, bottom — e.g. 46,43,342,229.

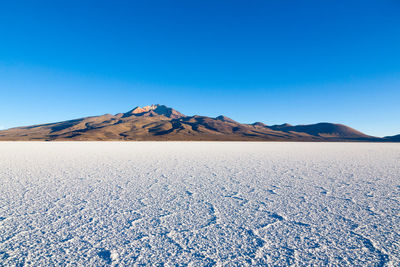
0,104,396,141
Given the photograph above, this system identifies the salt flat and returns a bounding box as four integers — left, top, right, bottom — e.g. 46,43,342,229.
0,142,399,266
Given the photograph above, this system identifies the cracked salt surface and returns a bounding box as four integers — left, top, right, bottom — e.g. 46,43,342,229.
0,142,399,266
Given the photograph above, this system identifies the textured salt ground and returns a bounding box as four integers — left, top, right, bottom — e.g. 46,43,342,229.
0,142,399,266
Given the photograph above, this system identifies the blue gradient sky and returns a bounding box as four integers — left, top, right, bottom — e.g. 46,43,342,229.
0,0,399,137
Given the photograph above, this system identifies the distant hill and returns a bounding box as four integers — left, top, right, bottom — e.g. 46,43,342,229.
384,134,400,142
269,122,371,139
0,104,394,141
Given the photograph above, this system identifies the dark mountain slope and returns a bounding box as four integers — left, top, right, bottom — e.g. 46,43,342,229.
384,134,400,142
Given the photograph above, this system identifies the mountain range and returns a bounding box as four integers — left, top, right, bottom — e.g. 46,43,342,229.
0,104,398,141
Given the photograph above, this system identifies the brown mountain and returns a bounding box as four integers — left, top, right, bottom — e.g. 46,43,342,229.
269,122,371,139
0,104,390,141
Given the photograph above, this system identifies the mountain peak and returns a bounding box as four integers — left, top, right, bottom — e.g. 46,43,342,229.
123,104,185,118
252,122,267,127
130,104,159,114
216,115,237,123
271,123,293,128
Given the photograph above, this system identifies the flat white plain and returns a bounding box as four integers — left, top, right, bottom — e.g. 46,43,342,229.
0,142,399,266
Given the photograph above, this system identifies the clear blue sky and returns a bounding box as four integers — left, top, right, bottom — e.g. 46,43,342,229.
0,0,399,137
